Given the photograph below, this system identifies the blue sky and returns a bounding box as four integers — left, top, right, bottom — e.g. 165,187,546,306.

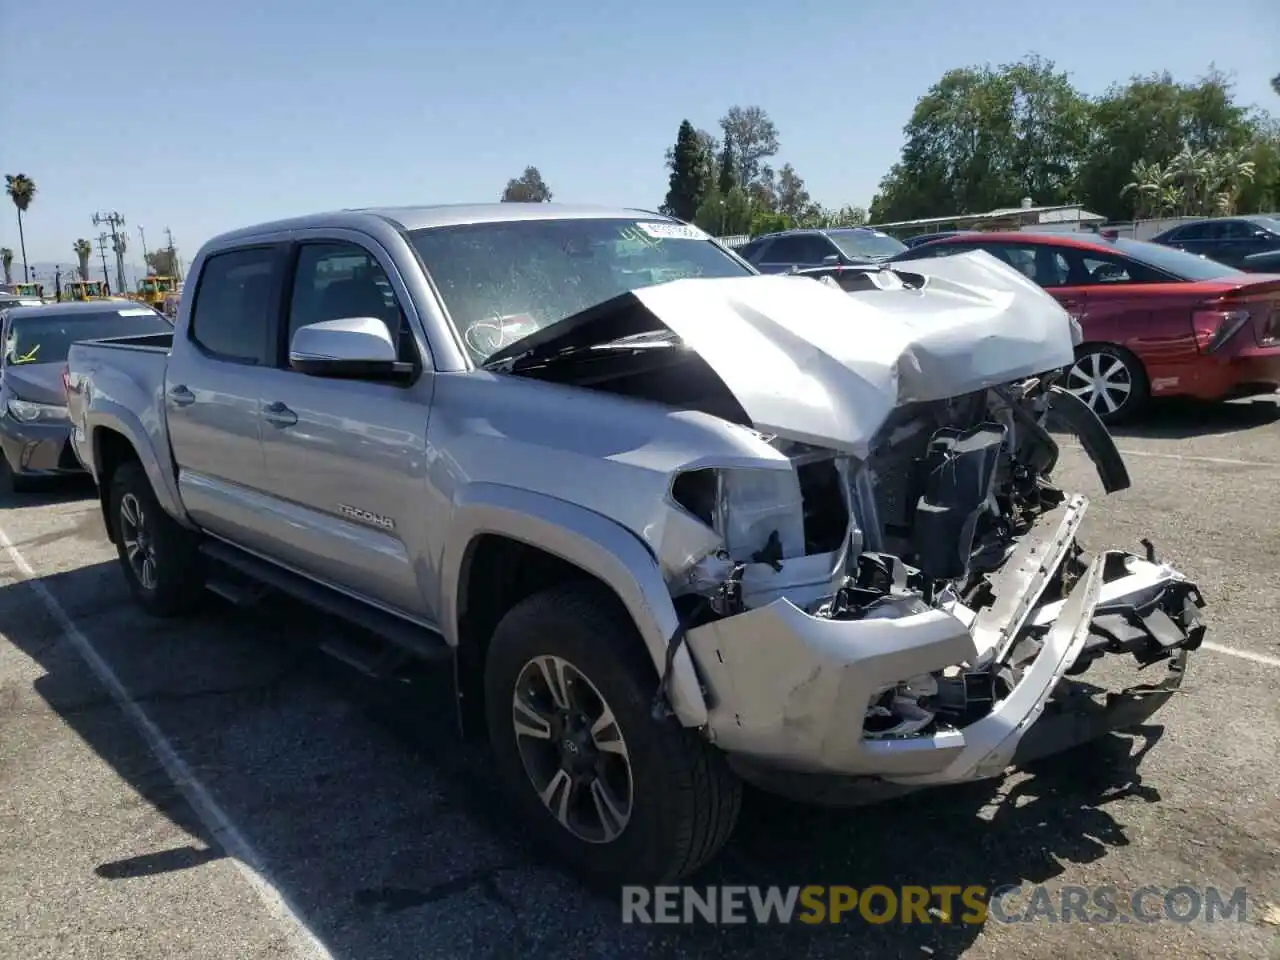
1,0,1277,266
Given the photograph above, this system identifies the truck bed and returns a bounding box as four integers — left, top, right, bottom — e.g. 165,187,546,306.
79,331,175,352
66,333,176,480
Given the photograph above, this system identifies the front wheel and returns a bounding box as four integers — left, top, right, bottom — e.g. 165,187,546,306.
108,460,205,617
1063,344,1149,424
484,583,742,886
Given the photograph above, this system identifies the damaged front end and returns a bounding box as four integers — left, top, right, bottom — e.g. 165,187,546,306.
663,377,1206,800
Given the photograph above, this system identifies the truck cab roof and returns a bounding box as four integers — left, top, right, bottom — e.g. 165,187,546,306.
205,202,677,246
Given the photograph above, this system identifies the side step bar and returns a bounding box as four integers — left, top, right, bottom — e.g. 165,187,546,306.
199,539,451,672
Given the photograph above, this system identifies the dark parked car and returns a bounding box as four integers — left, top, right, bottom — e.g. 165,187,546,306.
890,231,1280,422
1,300,172,492
735,227,907,274
1150,216,1280,272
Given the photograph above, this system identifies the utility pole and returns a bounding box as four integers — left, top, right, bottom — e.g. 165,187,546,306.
92,211,127,296
164,226,181,280
138,224,149,269
96,233,112,293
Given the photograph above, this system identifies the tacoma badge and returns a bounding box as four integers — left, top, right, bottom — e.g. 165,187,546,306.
338,504,396,531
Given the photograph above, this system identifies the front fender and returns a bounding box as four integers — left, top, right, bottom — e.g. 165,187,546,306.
439,482,709,729
86,402,190,528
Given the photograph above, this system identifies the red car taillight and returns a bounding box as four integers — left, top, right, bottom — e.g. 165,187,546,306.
1191,307,1252,354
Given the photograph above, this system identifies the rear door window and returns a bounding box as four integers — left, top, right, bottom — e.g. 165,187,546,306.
188,247,283,364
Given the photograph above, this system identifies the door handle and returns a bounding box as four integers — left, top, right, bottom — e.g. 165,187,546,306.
263,400,298,427
167,385,195,407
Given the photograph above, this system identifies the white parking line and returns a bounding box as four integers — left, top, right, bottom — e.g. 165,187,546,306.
1061,442,1280,469
1202,640,1280,668
0,524,334,960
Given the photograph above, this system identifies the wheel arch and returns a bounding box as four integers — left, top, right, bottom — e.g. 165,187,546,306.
440,483,709,733
87,410,191,543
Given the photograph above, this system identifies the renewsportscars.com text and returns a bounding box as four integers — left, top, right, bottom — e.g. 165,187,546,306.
621,884,1250,925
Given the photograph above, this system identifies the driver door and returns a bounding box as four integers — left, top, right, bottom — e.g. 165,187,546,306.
252,235,436,619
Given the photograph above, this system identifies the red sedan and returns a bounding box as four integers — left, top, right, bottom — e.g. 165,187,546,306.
891,231,1280,422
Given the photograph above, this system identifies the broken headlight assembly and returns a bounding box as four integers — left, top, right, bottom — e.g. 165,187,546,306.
672,465,806,564
672,451,856,566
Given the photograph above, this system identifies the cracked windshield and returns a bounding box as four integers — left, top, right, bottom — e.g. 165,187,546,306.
3,2,1278,960
409,218,751,361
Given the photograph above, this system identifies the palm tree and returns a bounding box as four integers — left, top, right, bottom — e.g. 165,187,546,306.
1202,148,1256,217
1158,185,1184,218
73,239,92,281
0,247,12,285
1121,159,1175,219
1168,146,1209,217
4,174,36,282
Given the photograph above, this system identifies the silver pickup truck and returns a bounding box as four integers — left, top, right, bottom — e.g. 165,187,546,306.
65,203,1207,885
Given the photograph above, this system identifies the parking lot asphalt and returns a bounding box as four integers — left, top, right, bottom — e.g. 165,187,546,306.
2,398,1279,960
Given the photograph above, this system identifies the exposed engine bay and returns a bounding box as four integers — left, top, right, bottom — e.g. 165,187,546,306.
663,372,1205,750
488,260,1207,787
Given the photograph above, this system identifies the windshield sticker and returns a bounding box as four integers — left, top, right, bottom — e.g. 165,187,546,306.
117,308,157,317
635,222,709,242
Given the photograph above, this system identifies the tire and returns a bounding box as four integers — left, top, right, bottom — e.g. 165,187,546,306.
484,582,742,887
1063,344,1149,424
108,460,205,617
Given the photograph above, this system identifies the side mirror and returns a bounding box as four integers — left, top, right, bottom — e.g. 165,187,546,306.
822,254,841,265
288,317,413,382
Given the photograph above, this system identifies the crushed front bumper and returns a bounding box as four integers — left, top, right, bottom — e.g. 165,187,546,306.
683,495,1206,795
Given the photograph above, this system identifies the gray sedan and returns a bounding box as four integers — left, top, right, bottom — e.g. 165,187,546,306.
2,300,171,492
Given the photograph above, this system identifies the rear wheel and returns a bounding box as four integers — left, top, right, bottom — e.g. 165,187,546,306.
1064,344,1149,423
108,460,205,617
484,583,742,886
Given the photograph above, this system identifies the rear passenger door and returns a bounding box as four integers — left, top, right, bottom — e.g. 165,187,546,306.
165,244,285,551
252,235,435,620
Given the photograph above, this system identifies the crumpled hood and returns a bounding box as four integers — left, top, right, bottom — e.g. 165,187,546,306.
492,250,1078,458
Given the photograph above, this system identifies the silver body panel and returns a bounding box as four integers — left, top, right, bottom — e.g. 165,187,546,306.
65,203,1203,784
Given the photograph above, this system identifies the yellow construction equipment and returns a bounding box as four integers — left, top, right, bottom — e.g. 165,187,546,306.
63,279,111,301
136,275,178,310
13,282,45,299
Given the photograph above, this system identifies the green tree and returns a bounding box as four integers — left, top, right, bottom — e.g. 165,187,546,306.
1076,68,1256,219
803,204,867,229
500,166,552,202
716,137,736,196
718,106,779,191
660,120,714,222
4,173,36,282
73,238,92,280
775,163,817,222
146,247,179,276
0,247,12,284
693,184,753,235
1237,119,1280,213
869,56,1091,223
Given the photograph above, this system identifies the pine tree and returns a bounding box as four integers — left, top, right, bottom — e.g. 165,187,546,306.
717,137,737,196
660,121,711,221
